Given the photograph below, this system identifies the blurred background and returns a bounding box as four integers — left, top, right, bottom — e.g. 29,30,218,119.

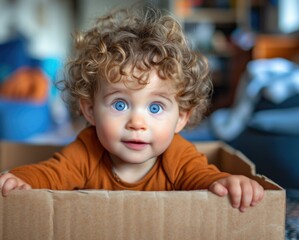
0,0,299,189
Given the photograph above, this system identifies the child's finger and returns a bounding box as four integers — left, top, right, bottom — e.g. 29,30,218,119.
239,182,253,212
208,181,228,196
18,184,32,190
2,178,18,197
0,173,10,189
250,181,264,206
227,181,242,209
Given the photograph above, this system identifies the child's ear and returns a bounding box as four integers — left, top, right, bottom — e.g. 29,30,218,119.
175,111,190,133
79,99,95,126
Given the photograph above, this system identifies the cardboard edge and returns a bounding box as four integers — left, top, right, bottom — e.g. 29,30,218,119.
195,141,284,191
219,142,285,190
219,142,256,174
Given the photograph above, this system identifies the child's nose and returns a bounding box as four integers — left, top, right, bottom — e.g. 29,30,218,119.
125,113,147,131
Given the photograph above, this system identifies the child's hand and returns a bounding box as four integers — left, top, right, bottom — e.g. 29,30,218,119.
0,172,32,197
208,175,264,212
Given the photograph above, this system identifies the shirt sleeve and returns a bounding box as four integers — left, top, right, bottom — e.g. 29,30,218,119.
163,135,231,190
9,127,99,190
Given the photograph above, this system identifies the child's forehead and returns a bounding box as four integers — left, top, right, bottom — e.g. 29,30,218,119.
100,73,176,95
101,68,177,92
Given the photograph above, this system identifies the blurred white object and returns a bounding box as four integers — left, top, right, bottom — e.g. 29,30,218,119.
249,107,299,135
0,0,72,59
210,58,299,141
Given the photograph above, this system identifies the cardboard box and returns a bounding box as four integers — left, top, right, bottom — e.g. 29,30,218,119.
0,141,285,240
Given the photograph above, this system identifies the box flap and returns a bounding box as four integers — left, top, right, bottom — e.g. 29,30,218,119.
0,141,283,190
195,142,283,190
0,141,62,172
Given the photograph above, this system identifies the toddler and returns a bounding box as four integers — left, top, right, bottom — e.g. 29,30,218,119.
0,4,263,212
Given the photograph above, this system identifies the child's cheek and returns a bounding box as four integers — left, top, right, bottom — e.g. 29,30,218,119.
153,126,174,143
103,121,120,137
97,117,122,140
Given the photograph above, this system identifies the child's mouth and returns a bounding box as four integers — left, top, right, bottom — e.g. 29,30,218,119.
122,140,148,150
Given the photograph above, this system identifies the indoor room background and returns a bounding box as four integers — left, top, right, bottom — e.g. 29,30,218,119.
0,0,299,192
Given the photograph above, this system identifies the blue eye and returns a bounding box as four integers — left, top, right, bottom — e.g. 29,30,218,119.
113,100,127,111
149,103,162,114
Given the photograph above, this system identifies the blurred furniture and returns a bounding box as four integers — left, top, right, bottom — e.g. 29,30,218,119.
253,34,299,60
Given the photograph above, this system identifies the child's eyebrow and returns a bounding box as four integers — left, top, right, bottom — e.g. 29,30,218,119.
103,90,122,99
103,89,174,103
151,91,174,103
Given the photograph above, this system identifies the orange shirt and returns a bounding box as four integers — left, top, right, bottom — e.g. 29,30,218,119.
10,126,230,190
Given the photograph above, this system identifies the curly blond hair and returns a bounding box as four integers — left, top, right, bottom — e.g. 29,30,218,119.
61,3,212,127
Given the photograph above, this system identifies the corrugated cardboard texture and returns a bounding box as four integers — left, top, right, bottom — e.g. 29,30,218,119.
0,190,285,240
0,141,286,240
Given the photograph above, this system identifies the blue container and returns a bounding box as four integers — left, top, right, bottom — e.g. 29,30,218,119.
0,98,53,141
